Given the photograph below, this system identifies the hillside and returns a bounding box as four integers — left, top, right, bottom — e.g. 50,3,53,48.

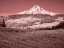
0,27,64,48
6,16,56,29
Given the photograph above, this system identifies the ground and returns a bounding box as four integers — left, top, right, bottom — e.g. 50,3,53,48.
0,28,64,48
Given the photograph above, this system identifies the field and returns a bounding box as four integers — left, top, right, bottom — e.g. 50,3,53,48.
0,27,64,48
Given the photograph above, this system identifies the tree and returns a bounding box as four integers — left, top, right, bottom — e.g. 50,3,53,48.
2,19,6,27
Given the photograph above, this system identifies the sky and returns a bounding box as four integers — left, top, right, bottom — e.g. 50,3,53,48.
0,0,64,16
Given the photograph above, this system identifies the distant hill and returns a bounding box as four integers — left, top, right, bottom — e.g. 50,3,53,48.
8,14,52,19
53,14,64,17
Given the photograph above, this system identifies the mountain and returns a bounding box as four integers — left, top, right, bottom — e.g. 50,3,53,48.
17,5,57,16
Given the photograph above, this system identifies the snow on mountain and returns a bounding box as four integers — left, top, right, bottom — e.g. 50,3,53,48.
17,5,57,16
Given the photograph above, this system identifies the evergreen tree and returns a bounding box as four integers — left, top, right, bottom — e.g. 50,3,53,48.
2,19,6,27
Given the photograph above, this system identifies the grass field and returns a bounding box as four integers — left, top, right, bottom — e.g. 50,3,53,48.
0,27,64,48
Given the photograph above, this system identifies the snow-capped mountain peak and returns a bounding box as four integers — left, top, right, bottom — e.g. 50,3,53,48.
17,5,57,16
31,5,41,10
30,5,43,12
